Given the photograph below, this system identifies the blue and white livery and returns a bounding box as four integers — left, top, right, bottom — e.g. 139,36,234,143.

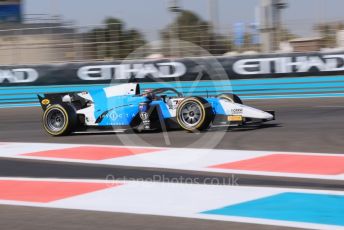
38,83,275,136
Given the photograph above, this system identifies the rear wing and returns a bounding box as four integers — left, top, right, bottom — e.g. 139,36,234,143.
37,93,69,111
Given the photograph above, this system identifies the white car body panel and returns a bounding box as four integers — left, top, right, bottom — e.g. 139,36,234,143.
219,100,274,120
103,83,138,97
77,105,96,126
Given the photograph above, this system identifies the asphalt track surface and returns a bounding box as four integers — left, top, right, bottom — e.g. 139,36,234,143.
1,97,344,230
1,97,344,153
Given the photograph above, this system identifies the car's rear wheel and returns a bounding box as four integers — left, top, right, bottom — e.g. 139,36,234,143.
217,93,243,104
43,104,77,136
176,97,213,131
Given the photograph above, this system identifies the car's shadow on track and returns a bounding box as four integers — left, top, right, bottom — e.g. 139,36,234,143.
69,123,282,136
69,128,172,136
208,123,282,133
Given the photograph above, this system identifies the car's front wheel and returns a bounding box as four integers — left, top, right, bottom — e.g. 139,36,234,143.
176,97,213,131
43,104,77,136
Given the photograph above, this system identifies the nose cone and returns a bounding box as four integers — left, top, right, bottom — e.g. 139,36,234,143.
220,100,274,120
241,105,274,120
262,111,274,120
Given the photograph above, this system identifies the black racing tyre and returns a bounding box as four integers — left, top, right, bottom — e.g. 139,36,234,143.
42,104,77,136
217,93,243,104
176,97,213,131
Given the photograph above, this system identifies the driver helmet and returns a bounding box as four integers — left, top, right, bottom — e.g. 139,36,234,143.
142,88,156,99
142,88,153,96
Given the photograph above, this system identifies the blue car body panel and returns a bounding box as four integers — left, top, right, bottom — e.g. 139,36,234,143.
89,88,148,126
149,100,172,118
205,98,226,115
88,88,228,127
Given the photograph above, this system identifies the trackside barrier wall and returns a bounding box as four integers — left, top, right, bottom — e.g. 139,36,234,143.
2,51,344,107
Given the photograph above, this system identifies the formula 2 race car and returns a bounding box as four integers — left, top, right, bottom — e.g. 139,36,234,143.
38,83,275,136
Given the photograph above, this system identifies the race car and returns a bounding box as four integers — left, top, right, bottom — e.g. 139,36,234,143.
37,83,275,136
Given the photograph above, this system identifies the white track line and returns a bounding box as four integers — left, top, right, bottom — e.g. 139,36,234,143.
1,142,344,181
0,177,342,230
